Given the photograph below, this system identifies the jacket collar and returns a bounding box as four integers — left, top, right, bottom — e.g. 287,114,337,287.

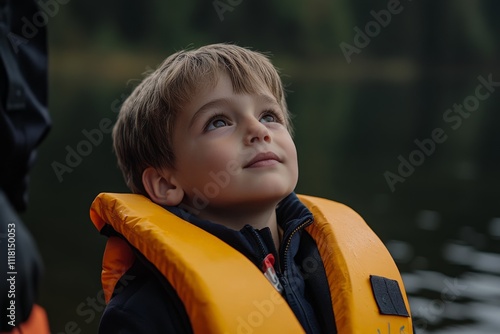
163,192,313,267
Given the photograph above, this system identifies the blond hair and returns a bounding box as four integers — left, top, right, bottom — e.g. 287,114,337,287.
113,43,291,195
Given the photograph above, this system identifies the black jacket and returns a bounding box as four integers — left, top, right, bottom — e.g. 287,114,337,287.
0,0,49,330
0,0,51,212
99,193,337,334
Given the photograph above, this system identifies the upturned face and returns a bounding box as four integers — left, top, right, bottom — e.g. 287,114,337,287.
170,72,298,216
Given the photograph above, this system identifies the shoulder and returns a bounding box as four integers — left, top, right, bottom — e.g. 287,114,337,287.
99,259,192,334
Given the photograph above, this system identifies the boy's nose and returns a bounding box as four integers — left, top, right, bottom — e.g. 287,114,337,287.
244,118,271,145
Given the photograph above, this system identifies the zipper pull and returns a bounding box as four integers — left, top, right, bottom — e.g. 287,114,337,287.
261,254,283,293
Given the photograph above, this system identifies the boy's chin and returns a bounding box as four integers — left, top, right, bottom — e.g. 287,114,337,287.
233,187,294,207
260,182,296,198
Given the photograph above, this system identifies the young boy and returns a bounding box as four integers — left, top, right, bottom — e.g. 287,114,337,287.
92,43,413,333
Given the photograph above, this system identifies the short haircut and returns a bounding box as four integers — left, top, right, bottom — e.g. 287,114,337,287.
112,43,291,195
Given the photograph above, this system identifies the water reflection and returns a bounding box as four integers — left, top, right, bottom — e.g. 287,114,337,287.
388,214,500,333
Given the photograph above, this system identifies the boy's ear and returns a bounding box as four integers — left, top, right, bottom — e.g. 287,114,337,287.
142,167,184,206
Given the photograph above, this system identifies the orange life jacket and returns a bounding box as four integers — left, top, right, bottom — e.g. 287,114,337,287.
90,193,413,334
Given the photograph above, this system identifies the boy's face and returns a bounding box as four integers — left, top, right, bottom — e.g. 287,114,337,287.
170,72,298,214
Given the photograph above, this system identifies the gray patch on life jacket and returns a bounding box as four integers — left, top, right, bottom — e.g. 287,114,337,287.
370,275,410,317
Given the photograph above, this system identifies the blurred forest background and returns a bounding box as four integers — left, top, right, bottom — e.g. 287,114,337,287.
17,0,500,333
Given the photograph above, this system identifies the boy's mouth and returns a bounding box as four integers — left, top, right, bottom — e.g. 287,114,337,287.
244,152,281,168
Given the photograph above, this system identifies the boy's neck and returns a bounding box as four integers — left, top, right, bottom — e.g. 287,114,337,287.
196,205,281,251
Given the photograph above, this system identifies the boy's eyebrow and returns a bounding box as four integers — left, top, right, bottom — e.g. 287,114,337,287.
257,94,280,107
189,98,232,128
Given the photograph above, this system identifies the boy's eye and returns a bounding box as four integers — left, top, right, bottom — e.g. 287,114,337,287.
205,116,229,131
260,111,282,124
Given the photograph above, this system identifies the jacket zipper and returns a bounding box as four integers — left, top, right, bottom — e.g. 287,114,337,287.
282,218,312,273
280,218,316,332
247,227,269,261
246,227,284,293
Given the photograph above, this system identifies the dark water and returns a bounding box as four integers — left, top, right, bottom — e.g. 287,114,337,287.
388,215,500,333
291,76,500,333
